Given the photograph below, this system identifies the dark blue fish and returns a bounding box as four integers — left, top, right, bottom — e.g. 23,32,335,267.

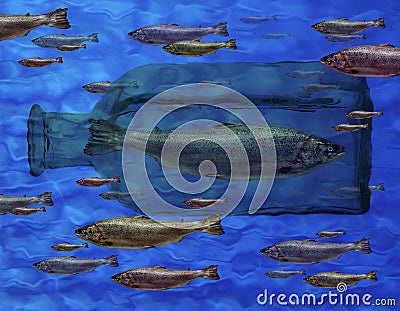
325,33,366,43
240,15,277,24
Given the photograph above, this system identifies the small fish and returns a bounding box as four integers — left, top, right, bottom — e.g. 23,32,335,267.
200,80,232,85
0,8,70,41
18,57,63,68
311,18,385,35
320,44,400,77
262,33,291,40
266,269,306,279
331,183,384,199
82,81,138,94
316,231,346,238
33,255,118,275
112,265,219,290
99,191,133,201
346,109,383,119
183,197,227,208
304,271,378,288
128,22,229,46
0,192,53,215
332,123,368,132
286,70,324,79
325,33,366,43
302,83,341,94
162,39,237,56
75,176,121,187
75,215,224,249
32,33,98,48
52,243,89,252
240,15,277,24
260,238,371,264
10,206,46,216
56,44,86,51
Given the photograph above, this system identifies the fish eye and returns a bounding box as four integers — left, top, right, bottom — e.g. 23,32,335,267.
328,146,333,152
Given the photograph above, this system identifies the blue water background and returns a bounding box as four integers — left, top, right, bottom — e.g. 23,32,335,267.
0,0,399,310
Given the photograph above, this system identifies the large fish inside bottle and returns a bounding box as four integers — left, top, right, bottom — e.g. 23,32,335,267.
27,61,372,216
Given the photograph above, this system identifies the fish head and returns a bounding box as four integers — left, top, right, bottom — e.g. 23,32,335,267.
303,275,318,285
31,37,46,47
260,246,283,261
111,272,134,287
320,51,357,75
33,260,53,273
128,29,149,43
311,22,327,33
162,44,177,54
299,137,345,168
99,193,113,200
75,224,107,245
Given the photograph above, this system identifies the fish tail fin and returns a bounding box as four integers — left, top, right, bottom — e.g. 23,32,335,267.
374,183,385,191
114,176,121,183
354,238,372,254
200,215,224,235
366,271,378,282
56,57,63,63
361,33,366,39
374,18,386,29
83,119,125,156
129,81,138,88
341,230,346,235
38,192,54,206
88,33,99,43
81,44,87,49
363,123,369,129
202,265,220,280
212,22,229,37
83,243,89,248
225,39,237,50
377,109,383,116
39,207,46,213
300,269,306,275
46,8,71,29
219,197,227,203
105,255,119,267
271,15,278,21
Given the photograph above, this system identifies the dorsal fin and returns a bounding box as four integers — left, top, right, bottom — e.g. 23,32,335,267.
153,266,166,269
377,43,395,48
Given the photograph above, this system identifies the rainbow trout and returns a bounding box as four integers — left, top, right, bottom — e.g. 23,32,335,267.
75,215,224,249
321,44,400,77
311,18,385,35
0,8,70,41
304,271,377,288
84,120,345,180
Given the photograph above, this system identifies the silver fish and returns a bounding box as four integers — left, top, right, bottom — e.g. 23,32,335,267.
82,81,138,94
112,265,219,290
286,70,324,79
304,271,377,288
331,183,384,199
0,192,53,214
316,231,345,238
56,44,86,52
0,8,70,41
262,33,291,40
33,255,118,275
128,22,229,46
99,191,135,201
240,15,277,24
18,57,63,68
183,197,227,208
75,176,120,187
32,33,98,48
332,123,368,132
302,83,341,94
266,269,306,279
346,110,383,119
75,215,224,249
162,39,237,56
260,238,372,264
320,44,400,77
311,18,385,35
325,33,366,43
51,243,89,252
84,120,345,180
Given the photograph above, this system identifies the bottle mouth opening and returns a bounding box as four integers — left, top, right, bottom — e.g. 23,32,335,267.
27,104,46,176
